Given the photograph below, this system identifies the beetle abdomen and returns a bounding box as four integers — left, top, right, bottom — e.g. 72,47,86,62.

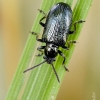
42,2,72,46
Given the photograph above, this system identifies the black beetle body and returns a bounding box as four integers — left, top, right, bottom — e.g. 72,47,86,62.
42,3,72,46
24,2,85,82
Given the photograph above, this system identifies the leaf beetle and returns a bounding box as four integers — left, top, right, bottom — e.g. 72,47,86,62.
23,2,85,82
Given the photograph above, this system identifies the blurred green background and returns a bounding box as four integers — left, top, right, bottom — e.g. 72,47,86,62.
0,0,100,100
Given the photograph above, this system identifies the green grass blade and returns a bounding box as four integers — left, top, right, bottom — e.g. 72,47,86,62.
5,0,93,100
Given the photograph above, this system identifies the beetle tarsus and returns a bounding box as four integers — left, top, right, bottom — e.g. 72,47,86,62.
30,31,43,42
38,9,47,17
64,66,69,72
69,20,85,34
36,46,45,56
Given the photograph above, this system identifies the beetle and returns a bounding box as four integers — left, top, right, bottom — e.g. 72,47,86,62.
23,2,85,82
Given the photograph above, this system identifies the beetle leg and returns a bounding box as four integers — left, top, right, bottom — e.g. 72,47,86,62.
62,45,69,50
67,40,77,48
39,16,46,27
38,9,47,27
36,46,45,56
69,20,85,34
38,9,47,16
30,31,43,42
58,50,69,71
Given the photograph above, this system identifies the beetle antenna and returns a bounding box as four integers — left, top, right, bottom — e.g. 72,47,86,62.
23,60,46,73
51,63,60,83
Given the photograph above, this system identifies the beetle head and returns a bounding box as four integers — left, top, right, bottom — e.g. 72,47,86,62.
44,44,58,64
23,43,60,82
